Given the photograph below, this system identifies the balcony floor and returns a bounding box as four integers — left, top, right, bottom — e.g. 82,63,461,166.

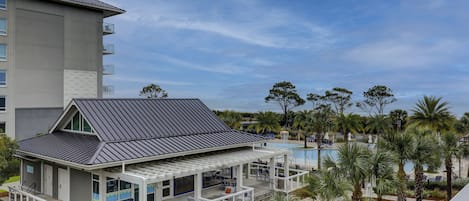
167,178,272,201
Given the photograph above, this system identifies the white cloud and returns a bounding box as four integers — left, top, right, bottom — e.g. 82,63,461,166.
153,53,249,74
343,39,462,68
108,76,194,86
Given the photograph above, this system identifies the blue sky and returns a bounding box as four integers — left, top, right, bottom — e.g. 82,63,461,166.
102,0,469,116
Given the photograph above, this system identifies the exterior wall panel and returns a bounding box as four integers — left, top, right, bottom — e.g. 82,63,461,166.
70,168,92,201
15,108,62,140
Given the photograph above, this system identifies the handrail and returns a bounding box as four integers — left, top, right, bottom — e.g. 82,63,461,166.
8,186,47,201
189,186,254,201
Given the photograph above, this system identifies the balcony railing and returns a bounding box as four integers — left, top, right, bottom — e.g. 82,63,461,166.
103,64,115,75
103,44,114,55
103,85,114,96
249,162,309,193
188,186,254,201
103,22,115,35
8,186,48,201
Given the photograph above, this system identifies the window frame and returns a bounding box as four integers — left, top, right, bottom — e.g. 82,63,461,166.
0,18,6,36
61,111,95,134
0,0,6,10
0,44,6,61
0,95,5,112
0,70,6,87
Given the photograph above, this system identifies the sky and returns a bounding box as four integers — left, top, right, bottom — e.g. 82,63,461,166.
102,0,469,116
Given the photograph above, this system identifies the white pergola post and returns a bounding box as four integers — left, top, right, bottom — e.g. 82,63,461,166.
98,172,106,201
237,164,243,189
194,173,202,200
284,154,289,191
139,180,147,201
269,157,275,189
246,163,250,179
155,182,163,201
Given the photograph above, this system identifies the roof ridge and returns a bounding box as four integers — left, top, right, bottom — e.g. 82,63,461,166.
103,129,234,143
74,98,201,101
87,141,107,165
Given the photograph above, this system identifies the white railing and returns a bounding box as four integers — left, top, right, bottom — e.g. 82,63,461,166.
103,64,115,75
8,186,47,201
274,168,308,193
188,186,254,201
103,44,115,55
249,163,308,193
103,23,115,34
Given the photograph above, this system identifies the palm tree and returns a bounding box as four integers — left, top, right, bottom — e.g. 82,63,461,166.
323,144,370,201
410,96,454,138
249,111,281,134
367,151,395,201
407,128,440,201
367,115,391,146
390,109,408,131
218,110,242,129
380,131,413,201
440,132,469,200
292,110,311,148
306,105,335,170
307,169,352,201
454,112,469,134
336,113,362,144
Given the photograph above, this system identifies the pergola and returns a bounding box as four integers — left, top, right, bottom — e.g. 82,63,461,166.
100,147,290,201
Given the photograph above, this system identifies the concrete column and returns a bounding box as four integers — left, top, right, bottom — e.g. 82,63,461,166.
194,173,203,200
284,154,289,191
269,157,275,189
99,172,106,201
155,182,163,201
237,164,243,189
139,180,147,201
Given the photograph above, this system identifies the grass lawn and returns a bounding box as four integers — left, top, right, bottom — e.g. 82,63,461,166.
4,175,19,183
0,189,6,193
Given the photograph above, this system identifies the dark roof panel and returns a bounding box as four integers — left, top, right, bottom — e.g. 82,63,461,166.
74,99,231,142
18,132,101,165
90,131,263,164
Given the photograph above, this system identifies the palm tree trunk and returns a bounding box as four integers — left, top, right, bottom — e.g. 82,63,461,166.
414,165,424,201
446,158,453,200
303,131,307,148
352,183,363,201
397,162,407,201
317,132,322,170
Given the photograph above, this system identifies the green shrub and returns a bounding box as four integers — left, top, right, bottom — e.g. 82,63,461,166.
291,187,312,198
407,178,469,191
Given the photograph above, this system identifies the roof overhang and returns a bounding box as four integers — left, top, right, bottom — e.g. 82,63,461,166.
50,0,125,17
16,142,269,171
104,147,289,183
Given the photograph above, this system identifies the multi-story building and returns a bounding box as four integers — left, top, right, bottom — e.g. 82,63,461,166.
0,0,124,140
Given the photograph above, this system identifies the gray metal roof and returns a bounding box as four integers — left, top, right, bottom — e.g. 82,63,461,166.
51,0,125,16
74,99,230,142
18,99,265,167
18,132,101,165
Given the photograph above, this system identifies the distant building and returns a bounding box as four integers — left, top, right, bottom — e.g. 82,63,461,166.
0,0,124,139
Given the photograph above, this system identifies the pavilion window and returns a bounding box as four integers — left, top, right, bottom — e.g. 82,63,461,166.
92,175,99,201
62,111,95,134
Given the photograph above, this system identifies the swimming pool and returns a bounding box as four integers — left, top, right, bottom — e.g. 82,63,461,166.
266,142,414,173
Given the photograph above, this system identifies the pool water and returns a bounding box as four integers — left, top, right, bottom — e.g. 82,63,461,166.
266,142,414,173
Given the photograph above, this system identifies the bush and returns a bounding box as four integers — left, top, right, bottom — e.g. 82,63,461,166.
407,178,469,191
335,138,345,143
291,187,312,198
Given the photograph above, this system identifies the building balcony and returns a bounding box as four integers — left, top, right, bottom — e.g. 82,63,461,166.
103,85,114,95
103,44,114,55
103,23,115,35
103,64,115,75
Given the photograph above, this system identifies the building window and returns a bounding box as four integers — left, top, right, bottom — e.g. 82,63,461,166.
0,19,6,35
0,44,6,61
0,0,5,10
0,96,5,112
92,175,99,201
0,122,5,133
0,70,5,86
162,180,171,197
63,111,94,133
